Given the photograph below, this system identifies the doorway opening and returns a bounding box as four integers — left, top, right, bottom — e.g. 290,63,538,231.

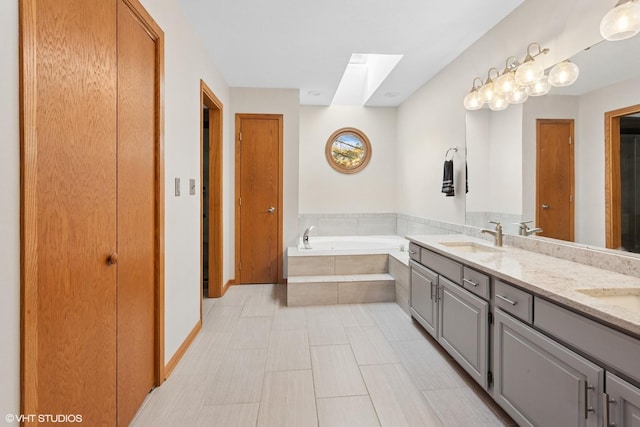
606,104,640,252
200,80,224,298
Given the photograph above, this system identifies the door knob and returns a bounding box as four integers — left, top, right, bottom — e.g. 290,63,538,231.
268,207,275,213
107,253,118,266
542,204,550,209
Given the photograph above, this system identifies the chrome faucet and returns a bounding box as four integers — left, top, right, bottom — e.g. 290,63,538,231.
517,221,543,236
481,221,503,247
302,226,315,249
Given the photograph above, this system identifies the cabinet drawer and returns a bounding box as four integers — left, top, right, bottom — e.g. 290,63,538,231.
421,248,462,285
408,242,421,262
494,280,532,324
535,297,640,385
462,266,490,300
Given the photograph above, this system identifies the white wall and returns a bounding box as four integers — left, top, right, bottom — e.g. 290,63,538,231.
577,74,640,246
396,0,612,224
230,88,301,252
299,106,398,213
0,0,20,422
139,0,231,364
466,110,491,213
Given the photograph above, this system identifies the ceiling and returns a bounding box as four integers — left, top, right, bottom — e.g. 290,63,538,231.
178,0,525,106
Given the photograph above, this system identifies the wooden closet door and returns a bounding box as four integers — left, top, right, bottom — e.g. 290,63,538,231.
116,1,157,425
22,0,118,424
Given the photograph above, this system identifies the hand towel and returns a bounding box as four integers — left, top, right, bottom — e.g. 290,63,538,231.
441,160,454,196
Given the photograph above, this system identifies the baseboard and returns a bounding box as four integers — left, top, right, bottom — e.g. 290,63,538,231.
163,320,202,379
222,279,235,295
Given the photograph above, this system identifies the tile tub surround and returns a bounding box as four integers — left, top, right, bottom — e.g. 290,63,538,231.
287,246,410,307
407,234,640,336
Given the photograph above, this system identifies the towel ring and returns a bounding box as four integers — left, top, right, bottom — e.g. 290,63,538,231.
445,147,458,161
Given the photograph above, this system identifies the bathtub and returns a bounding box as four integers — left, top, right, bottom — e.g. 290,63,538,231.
297,235,409,252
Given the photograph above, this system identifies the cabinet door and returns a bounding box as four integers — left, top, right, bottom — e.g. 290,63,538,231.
606,372,640,426
409,261,438,339
494,309,603,427
438,277,488,388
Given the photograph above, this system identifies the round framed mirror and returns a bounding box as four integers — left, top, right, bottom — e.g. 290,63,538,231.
325,127,372,174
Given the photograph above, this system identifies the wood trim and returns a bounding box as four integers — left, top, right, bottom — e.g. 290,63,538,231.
234,114,285,284
19,0,38,418
122,0,166,387
224,279,235,293
200,80,224,301
605,104,640,249
535,119,575,241
163,320,202,378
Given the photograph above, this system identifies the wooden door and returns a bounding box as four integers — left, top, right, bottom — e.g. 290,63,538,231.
21,0,119,423
116,1,157,424
536,119,574,241
236,114,283,284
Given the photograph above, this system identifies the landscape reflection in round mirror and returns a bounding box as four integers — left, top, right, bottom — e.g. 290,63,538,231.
325,128,371,174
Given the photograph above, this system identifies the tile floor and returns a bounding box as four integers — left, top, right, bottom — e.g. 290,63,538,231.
131,284,516,427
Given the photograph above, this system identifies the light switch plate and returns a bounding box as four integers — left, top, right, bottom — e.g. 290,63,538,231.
175,178,180,196
189,179,196,195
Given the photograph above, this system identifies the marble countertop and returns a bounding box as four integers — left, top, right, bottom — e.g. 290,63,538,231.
406,234,640,337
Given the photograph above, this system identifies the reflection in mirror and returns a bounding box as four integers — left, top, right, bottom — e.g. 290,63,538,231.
465,35,640,255
325,127,371,174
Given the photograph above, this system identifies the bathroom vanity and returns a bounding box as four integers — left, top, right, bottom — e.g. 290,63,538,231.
407,234,640,427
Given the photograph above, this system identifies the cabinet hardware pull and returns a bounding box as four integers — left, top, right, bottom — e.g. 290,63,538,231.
602,392,616,427
408,250,417,255
584,382,595,419
496,294,518,306
429,281,435,301
463,278,479,287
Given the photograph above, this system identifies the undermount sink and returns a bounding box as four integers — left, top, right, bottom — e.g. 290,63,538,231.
438,241,503,253
576,288,640,312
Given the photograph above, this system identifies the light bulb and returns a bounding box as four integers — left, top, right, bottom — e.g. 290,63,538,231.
600,0,640,41
495,71,517,96
489,95,509,111
464,89,483,110
507,86,529,104
549,60,580,87
515,57,544,86
525,75,551,96
478,81,495,103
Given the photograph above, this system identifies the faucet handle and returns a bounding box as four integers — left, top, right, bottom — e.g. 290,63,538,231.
518,220,533,225
489,221,502,229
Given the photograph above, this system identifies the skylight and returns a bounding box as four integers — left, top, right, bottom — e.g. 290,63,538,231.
331,53,403,106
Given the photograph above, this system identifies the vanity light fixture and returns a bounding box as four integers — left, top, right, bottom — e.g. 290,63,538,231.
548,60,580,87
515,43,549,86
478,68,500,103
525,74,552,96
494,57,519,96
600,0,640,41
507,85,528,104
463,78,484,110
489,94,509,111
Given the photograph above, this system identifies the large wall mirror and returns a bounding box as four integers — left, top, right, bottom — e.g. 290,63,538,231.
465,35,640,255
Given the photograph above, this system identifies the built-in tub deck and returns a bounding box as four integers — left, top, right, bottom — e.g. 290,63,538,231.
287,236,410,307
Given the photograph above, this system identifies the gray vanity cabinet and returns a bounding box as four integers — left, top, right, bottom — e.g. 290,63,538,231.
409,260,438,339
606,372,640,426
494,309,603,427
438,276,488,388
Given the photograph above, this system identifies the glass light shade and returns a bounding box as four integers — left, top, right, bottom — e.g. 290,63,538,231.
507,86,528,104
495,71,517,95
489,95,509,111
548,60,580,87
463,89,483,110
600,0,640,41
515,57,544,86
525,75,551,96
478,81,496,103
